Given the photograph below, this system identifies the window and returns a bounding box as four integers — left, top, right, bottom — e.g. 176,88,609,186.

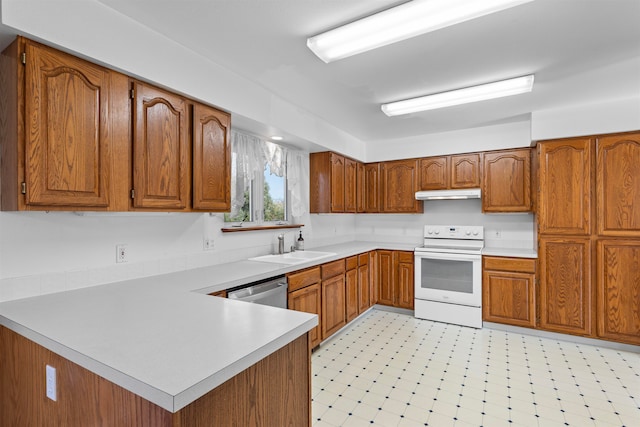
225,143,288,224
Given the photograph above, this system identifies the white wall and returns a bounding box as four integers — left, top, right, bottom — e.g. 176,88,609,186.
0,0,365,159
532,96,640,141
355,199,535,250
365,121,532,162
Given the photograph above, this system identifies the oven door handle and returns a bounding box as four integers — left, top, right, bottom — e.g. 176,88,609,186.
414,252,481,262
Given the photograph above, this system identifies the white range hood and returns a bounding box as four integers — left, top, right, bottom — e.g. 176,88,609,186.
415,188,481,200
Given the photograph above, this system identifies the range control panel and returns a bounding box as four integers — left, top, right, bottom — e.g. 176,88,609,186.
423,225,484,240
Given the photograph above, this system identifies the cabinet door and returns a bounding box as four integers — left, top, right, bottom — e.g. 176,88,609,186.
344,157,357,213
133,82,189,209
538,138,593,235
419,157,449,190
192,103,230,211
330,153,345,212
377,250,394,306
358,254,370,312
288,284,322,349
381,159,422,213
322,275,346,339
482,270,535,328
395,251,414,309
482,149,531,212
24,40,112,208
356,162,366,213
451,153,481,189
364,163,380,213
596,132,640,237
345,268,359,322
539,237,593,336
597,240,640,345
369,251,379,305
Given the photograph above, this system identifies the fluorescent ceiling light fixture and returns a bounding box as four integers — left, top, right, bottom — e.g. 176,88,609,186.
307,0,534,63
381,75,535,116
271,136,283,141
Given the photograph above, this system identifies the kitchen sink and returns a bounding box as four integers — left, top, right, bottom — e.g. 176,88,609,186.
248,251,336,265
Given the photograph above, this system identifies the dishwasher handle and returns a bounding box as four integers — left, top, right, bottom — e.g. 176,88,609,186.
228,281,287,304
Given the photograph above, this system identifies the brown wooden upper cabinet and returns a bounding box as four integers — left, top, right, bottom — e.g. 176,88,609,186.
1,37,129,211
482,148,532,212
596,132,640,237
1,37,231,213
363,163,381,213
192,103,231,211
132,82,190,210
310,152,358,213
381,159,423,213
419,153,481,190
537,137,593,235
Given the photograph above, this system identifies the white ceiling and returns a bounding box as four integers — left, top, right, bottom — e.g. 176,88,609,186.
4,1,640,145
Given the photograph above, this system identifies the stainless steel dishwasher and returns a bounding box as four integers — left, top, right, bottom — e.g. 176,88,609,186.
227,275,288,308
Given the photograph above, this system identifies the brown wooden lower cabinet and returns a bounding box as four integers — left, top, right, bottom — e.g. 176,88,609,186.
288,284,322,349
321,260,346,340
345,266,359,323
395,251,414,309
377,250,414,309
321,274,346,339
482,256,536,328
539,237,593,336
287,267,322,349
0,326,310,426
358,253,371,312
597,239,640,345
377,250,395,306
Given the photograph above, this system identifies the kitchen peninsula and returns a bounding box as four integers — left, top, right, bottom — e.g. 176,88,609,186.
0,259,318,426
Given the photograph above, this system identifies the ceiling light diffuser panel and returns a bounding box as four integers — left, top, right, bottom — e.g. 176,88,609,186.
307,0,534,63
381,75,535,116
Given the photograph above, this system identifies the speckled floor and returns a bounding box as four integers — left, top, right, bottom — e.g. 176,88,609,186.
311,309,640,427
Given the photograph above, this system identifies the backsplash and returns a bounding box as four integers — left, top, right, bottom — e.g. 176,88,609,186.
0,211,356,302
355,199,535,249
0,199,534,302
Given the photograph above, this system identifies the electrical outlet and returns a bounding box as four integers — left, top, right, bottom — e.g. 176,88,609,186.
116,244,128,263
203,238,214,250
46,365,57,401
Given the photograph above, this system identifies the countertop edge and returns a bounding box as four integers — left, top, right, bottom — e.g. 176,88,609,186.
173,317,317,412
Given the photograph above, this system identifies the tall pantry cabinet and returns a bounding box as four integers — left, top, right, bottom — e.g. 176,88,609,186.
537,132,640,345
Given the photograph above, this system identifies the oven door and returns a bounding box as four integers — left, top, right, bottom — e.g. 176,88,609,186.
414,251,481,307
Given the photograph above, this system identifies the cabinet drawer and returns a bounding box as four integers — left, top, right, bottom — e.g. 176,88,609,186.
483,256,535,273
396,251,414,264
346,256,358,270
287,267,321,292
358,253,369,266
322,259,345,279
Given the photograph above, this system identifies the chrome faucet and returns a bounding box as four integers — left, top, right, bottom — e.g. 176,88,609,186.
278,234,285,254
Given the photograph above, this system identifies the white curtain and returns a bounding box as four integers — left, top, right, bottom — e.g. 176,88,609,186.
263,141,285,177
230,131,265,217
286,149,308,218
230,130,308,219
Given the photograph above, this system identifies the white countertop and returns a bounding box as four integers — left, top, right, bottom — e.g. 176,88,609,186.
482,246,538,259
0,240,415,413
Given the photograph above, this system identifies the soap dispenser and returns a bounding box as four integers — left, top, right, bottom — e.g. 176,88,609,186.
296,230,304,251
